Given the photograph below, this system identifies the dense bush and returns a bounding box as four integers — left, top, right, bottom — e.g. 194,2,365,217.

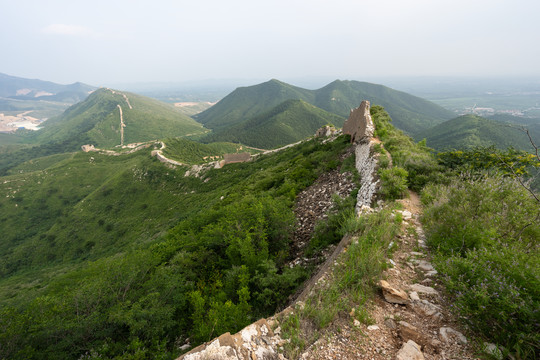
437,146,539,175
422,176,539,357
422,176,539,255
305,194,357,255
378,167,408,200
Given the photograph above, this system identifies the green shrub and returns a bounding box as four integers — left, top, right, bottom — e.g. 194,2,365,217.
378,167,408,200
305,195,356,255
422,175,539,357
422,176,539,255
436,247,539,358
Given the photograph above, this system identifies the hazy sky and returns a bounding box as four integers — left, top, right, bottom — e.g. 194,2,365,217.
2,0,539,86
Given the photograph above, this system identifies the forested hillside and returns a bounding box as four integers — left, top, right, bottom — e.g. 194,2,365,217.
0,134,358,359
195,79,453,135
201,99,344,149
37,88,206,148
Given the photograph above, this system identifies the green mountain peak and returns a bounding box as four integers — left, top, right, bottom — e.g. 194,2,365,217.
37,88,207,148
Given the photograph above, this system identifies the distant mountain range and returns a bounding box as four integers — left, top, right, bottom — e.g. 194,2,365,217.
5,73,538,161
0,72,95,103
195,79,454,135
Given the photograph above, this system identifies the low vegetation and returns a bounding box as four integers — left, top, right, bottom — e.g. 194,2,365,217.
422,174,539,358
371,104,445,191
280,206,402,358
421,144,539,357
162,138,259,165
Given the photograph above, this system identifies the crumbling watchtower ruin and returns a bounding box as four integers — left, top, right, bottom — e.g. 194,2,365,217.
342,100,374,143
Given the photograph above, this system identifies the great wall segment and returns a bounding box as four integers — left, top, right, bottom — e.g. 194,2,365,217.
177,101,381,360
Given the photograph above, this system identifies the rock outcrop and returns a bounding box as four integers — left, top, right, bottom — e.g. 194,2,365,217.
179,319,285,360
380,280,409,304
396,340,425,360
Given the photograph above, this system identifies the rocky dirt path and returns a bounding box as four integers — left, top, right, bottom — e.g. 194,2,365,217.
300,192,479,360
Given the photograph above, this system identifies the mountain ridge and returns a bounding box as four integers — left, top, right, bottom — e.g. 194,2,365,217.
201,99,344,149
195,79,453,135
0,72,95,102
416,114,540,151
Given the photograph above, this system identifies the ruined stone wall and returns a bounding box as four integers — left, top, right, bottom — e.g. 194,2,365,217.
355,138,379,211
342,100,379,210
223,152,251,164
179,319,284,360
342,100,374,143
81,144,97,152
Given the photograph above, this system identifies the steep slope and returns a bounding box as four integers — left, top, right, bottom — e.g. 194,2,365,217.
202,99,344,148
416,114,540,151
37,88,207,148
194,79,314,130
195,79,453,135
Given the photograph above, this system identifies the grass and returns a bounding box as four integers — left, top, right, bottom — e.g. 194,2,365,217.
278,205,402,358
